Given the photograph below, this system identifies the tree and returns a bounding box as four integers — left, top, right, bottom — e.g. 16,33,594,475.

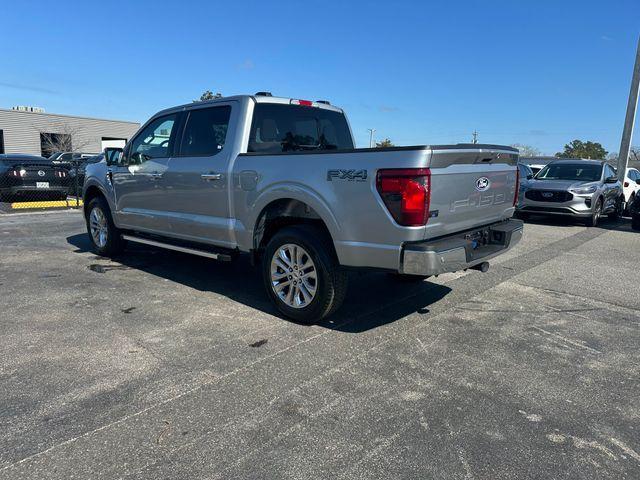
511,144,541,157
37,122,91,157
195,90,222,102
556,140,607,159
375,138,395,148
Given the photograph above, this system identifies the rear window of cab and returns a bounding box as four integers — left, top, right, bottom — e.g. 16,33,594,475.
248,104,353,154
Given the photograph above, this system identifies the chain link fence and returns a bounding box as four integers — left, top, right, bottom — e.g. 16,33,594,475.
0,158,86,213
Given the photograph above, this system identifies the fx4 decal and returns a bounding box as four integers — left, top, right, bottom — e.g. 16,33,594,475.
326,169,368,182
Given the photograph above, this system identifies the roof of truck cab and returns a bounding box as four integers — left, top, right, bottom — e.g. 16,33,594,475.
153,95,344,118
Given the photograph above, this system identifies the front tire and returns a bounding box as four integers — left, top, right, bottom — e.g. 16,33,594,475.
585,198,602,227
262,225,347,323
85,196,126,256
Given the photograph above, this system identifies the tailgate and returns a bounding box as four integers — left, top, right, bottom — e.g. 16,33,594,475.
426,146,518,238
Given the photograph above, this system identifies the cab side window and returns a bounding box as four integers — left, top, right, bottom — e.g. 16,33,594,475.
127,114,177,165
178,106,231,157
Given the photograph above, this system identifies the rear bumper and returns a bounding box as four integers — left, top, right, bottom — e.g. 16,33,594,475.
1,185,69,195
400,219,523,276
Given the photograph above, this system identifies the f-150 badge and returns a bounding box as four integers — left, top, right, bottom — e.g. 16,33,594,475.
327,169,368,182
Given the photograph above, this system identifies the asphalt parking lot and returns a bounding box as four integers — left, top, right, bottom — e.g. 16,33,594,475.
0,211,638,479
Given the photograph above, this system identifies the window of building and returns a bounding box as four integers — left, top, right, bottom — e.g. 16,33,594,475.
40,133,72,158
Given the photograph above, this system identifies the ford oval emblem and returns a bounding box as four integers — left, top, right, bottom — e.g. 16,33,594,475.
475,177,490,191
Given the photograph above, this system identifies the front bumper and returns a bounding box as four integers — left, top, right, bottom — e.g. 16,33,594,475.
400,219,523,276
517,192,594,217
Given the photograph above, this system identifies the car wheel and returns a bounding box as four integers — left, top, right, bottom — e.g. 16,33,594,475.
585,198,602,227
85,196,126,256
608,196,623,220
626,193,635,216
632,214,640,231
262,225,347,324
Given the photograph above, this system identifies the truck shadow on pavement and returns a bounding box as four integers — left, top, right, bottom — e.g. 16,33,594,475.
67,233,451,333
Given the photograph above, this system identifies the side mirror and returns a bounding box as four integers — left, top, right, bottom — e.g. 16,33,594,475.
104,147,123,166
605,176,618,184
526,174,533,180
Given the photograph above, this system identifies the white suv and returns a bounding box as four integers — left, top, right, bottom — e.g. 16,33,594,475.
624,168,640,213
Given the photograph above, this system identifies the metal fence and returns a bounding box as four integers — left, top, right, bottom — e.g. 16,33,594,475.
0,159,85,213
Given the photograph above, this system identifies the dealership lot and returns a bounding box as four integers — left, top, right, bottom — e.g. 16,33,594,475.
0,211,639,479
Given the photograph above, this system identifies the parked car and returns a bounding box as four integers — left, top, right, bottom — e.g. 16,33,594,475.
517,159,623,227
623,167,640,214
0,154,71,201
516,163,534,207
49,152,102,196
83,93,522,322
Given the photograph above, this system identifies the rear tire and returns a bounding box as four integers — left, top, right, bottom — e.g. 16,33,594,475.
85,196,126,256
585,198,602,227
608,196,623,220
626,194,635,216
262,225,347,324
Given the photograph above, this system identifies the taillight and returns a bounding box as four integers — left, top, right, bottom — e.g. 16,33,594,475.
55,170,66,178
10,168,27,177
376,168,431,226
513,167,520,206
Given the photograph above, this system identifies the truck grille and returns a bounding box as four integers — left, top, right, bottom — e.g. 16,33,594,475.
525,190,573,203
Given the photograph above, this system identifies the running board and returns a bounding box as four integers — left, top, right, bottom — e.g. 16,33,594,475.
121,235,232,261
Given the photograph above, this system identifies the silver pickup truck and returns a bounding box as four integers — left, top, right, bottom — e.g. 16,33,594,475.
84,93,522,322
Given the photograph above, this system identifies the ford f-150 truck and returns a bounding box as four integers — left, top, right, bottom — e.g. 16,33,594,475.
83,93,523,322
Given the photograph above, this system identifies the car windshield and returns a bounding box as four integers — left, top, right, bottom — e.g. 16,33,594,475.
536,163,602,182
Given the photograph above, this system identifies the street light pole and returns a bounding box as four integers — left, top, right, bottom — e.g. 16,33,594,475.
618,36,640,182
367,128,376,148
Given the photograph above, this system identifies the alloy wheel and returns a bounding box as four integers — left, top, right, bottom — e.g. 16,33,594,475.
89,206,108,248
270,243,317,309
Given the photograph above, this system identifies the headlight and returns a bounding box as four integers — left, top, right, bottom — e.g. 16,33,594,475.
570,185,597,195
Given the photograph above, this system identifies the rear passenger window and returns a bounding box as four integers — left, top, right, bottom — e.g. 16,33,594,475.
179,106,231,157
248,104,354,154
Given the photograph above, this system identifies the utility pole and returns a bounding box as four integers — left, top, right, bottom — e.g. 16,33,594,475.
472,130,479,144
618,36,640,182
367,128,376,148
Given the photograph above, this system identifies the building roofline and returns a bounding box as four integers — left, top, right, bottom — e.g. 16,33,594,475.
0,108,140,125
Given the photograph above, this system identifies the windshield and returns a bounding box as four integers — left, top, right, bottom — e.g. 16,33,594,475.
49,152,62,160
536,163,602,182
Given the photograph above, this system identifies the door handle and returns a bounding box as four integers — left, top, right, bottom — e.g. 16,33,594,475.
201,173,223,181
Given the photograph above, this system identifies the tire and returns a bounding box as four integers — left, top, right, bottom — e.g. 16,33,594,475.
608,196,623,220
262,225,347,323
626,194,635,216
388,273,430,282
585,198,602,227
85,196,126,256
632,214,640,231
516,211,529,221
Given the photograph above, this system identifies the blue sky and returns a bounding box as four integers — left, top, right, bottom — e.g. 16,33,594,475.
2,0,639,154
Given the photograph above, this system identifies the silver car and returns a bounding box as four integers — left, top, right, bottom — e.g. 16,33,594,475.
517,159,623,227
